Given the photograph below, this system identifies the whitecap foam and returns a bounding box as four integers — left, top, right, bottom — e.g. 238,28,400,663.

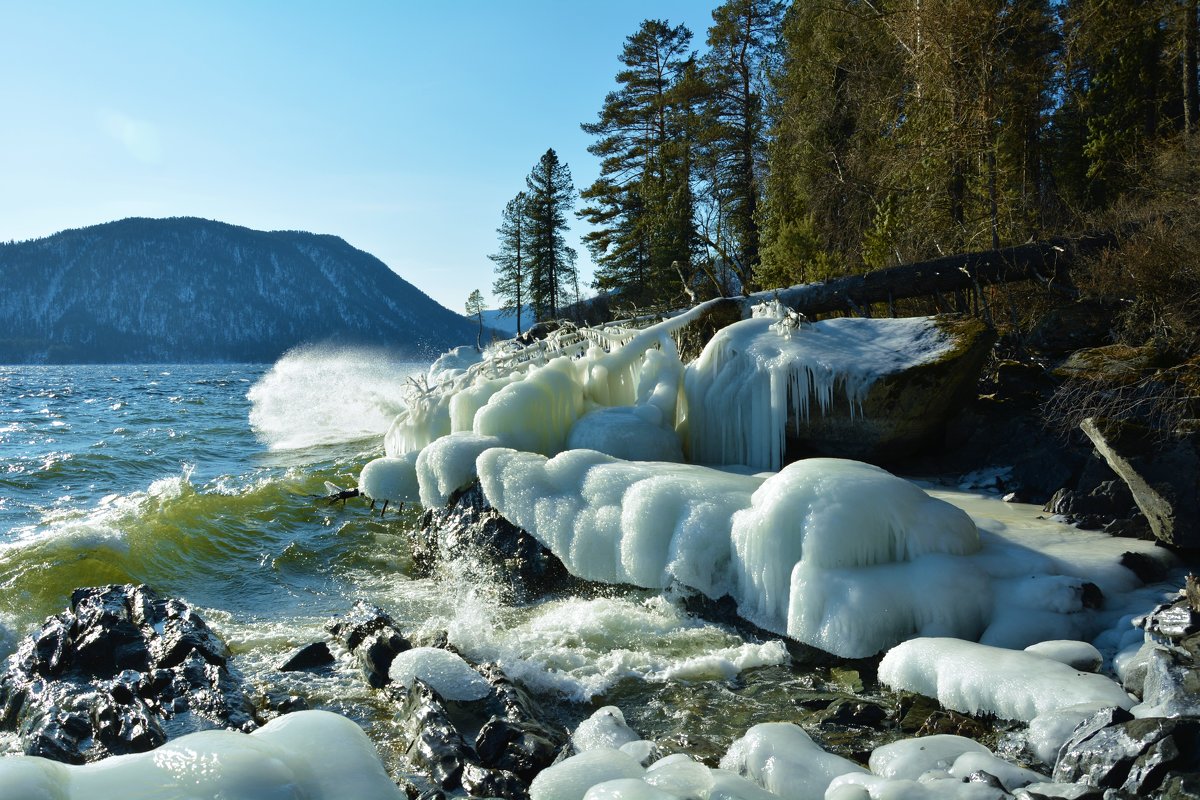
248,343,426,452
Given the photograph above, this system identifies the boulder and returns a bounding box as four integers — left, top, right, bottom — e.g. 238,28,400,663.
1080,418,1200,549
0,585,257,763
1054,714,1200,795
785,315,996,464
325,600,412,688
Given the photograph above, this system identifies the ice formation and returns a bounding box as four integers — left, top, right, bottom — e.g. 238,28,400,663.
529,749,647,800
685,315,954,469
0,710,402,799
572,707,642,753
1023,639,1102,672
358,452,420,509
720,722,868,800
387,646,491,701
878,638,1134,721
370,299,1176,662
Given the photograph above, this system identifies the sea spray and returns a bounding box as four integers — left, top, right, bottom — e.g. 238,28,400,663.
248,343,427,452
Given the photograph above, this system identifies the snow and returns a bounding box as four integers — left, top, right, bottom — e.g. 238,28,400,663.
0,710,402,799
387,646,491,701
878,638,1134,721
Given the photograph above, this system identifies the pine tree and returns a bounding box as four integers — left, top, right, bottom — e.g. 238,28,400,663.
489,191,529,334
580,19,696,308
465,289,485,349
525,148,578,322
699,0,785,293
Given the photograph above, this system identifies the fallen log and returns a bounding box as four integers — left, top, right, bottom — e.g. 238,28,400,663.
767,232,1120,318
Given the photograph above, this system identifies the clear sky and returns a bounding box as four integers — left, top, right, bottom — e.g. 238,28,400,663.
0,2,719,312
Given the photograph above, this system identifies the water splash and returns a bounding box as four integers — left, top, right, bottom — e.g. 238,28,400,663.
248,344,426,452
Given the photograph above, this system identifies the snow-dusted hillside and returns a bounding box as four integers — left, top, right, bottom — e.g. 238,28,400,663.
0,217,478,363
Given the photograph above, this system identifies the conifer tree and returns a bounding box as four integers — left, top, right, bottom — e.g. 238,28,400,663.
580,19,696,307
525,148,577,322
465,289,485,349
699,0,785,292
489,191,530,334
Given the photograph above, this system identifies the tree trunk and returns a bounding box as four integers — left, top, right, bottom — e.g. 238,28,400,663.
769,233,1119,318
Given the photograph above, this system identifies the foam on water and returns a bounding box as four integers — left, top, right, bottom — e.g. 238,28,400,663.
248,343,426,452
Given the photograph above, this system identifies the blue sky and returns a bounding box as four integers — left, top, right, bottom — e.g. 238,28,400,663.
0,2,718,312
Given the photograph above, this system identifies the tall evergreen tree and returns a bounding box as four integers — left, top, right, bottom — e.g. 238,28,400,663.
489,191,530,334
580,19,696,307
525,148,577,321
699,0,785,292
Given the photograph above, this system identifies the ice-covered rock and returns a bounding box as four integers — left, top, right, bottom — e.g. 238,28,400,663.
388,646,491,701
359,452,420,511
530,748,646,800
567,406,683,462
879,638,1134,721
685,313,991,468
573,707,641,753
720,722,868,800
0,710,403,799
1023,640,1102,672
416,432,502,508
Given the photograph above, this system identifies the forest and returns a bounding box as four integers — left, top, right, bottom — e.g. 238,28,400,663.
488,0,1199,378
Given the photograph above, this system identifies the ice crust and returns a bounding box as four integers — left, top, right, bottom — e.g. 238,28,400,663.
358,452,421,506
387,646,491,700
720,722,868,800
0,710,402,799
374,302,1177,662
878,638,1134,721
685,315,953,470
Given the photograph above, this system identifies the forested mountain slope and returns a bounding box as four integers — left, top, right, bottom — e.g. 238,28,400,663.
0,217,477,363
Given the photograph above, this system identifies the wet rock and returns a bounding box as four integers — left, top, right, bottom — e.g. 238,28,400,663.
326,600,412,688
394,679,472,790
475,718,561,783
259,690,310,718
460,762,529,800
1054,715,1200,795
278,641,334,672
1080,418,1200,549
1138,646,1200,718
816,698,889,728
417,482,573,600
0,584,257,763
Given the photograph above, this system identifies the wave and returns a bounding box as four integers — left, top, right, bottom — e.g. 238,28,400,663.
247,344,427,453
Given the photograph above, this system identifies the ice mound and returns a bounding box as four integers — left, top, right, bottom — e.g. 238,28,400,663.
358,452,420,507
480,450,983,657
387,646,491,701
416,432,502,508
878,637,1134,721
573,706,642,753
477,447,761,594
475,357,585,455
685,315,954,470
719,722,868,800
0,710,402,799
567,406,683,462
530,748,646,800
1023,640,1102,672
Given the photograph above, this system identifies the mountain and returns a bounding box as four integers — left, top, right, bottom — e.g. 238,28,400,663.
0,217,479,363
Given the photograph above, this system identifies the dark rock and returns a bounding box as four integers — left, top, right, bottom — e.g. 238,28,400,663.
326,601,412,687
475,718,560,783
260,690,310,718
785,315,995,464
417,482,574,601
816,698,889,728
0,584,257,763
1081,419,1200,549
1054,715,1200,795
395,679,471,790
326,600,404,652
460,762,529,800
277,641,334,672
358,630,411,688
1161,773,1200,799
